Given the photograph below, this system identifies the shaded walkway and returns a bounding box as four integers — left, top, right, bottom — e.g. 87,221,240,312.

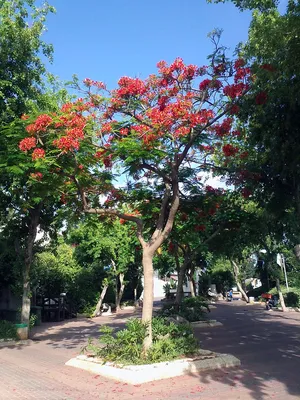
0,301,299,399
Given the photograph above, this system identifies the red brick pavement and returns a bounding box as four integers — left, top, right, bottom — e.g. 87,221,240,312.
1,303,300,399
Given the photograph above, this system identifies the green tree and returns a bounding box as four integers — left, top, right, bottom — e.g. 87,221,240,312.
69,217,136,314
0,0,62,335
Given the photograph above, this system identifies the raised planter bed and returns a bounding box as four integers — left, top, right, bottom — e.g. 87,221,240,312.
66,349,240,384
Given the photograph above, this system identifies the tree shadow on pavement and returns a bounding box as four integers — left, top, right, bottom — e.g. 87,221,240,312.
29,308,142,351
187,302,300,400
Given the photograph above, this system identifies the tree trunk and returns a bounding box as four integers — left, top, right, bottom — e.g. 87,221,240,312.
294,244,300,261
175,257,190,304
188,265,196,297
115,273,125,311
231,260,249,303
93,284,109,317
276,278,287,312
20,204,42,337
21,270,30,340
189,276,196,297
141,249,154,354
175,263,186,304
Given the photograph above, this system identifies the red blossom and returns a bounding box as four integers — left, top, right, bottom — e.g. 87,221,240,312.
199,79,222,91
53,137,80,151
255,91,268,105
208,208,216,216
19,137,36,151
229,104,240,115
260,64,275,72
32,148,45,160
168,243,175,253
215,118,233,137
223,83,248,99
34,114,52,132
194,225,206,232
222,144,239,157
234,59,246,69
180,213,188,222
242,188,252,198
30,172,43,180
240,151,249,159
116,76,147,97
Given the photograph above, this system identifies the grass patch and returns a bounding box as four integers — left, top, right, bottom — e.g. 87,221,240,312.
0,320,18,340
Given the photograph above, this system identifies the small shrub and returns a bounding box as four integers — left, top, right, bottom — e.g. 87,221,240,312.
83,317,199,365
29,314,37,329
0,320,18,340
285,292,300,307
158,296,209,322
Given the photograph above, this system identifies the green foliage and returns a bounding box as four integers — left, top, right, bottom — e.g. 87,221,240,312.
0,0,55,124
269,286,300,307
208,0,278,12
84,317,198,365
158,296,210,322
285,292,300,308
0,320,18,340
29,314,37,329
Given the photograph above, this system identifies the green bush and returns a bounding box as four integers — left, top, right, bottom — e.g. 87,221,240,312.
262,286,300,307
83,317,199,365
158,296,210,322
285,292,300,307
0,320,18,340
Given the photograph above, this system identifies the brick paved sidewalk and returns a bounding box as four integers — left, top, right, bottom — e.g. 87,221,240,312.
1,302,300,399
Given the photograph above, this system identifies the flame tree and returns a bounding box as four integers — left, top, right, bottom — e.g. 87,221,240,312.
19,35,253,351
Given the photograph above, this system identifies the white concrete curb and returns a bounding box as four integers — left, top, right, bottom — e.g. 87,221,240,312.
0,339,32,347
191,319,223,328
65,351,240,384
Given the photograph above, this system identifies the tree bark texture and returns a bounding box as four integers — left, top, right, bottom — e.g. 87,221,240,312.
141,249,154,353
93,284,109,316
276,278,287,312
231,260,249,303
175,258,190,304
21,204,42,337
115,273,125,311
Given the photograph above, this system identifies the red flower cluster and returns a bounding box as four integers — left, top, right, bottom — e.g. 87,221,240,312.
34,114,53,132
222,144,239,157
53,137,80,152
199,79,222,91
30,172,43,180
242,188,252,198
19,137,36,151
116,77,147,98
255,91,267,105
223,83,249,99
32,148,45,160
83,78,106,89
234,59,246,69
194,225,206,232
215,118,233,137
260,64,275,72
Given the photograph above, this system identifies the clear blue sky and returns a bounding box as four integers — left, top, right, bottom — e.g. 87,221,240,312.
43,1,252,89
